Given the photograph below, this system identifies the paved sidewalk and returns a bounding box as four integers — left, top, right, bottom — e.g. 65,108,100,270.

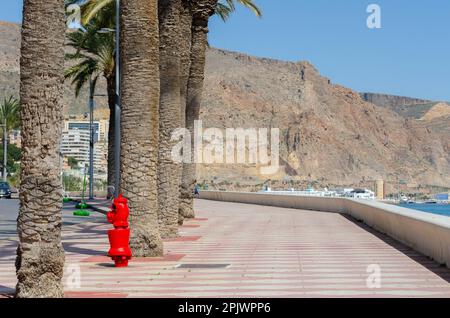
1,199,450,298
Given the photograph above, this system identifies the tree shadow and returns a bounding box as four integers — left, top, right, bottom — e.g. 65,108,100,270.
0,230,17,236
78,226,107,236
62,242,106,256
96,263,116,268
343,214,450,283
0,285,15,298
0,239,18,261
63,223,107,236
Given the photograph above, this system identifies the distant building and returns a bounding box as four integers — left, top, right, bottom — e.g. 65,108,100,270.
434,193,449,201
375,179,385,200
64,119,109,143
60,129,106,172
94,141,108,174
8,129,21,147
61,129,89,165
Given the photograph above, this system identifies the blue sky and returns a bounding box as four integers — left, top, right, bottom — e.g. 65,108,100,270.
1,0,450,101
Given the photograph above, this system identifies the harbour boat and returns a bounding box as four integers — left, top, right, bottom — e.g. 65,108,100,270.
399,196,409,204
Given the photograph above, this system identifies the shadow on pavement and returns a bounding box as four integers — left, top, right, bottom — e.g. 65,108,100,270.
0,285,15,298
62,242,106,256
97,263,116,268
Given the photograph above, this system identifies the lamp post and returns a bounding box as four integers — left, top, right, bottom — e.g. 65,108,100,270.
89,79,95,199
98,1,121,198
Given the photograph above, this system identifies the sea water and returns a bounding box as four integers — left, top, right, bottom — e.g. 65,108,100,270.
399,203,450,217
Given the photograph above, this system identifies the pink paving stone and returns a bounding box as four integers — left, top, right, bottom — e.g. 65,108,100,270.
189,218,208,221
2,199,450,298
181,224,201,228
163,236,202,242
65,292,128,298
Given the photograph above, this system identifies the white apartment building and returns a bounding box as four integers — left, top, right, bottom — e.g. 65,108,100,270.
63,119,109,143
60,129,106,172
61,129,89,164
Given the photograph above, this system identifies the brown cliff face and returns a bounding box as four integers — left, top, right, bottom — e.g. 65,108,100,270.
360,92,431,109
0,22,448,190
360,93,450,121
199,49,450,190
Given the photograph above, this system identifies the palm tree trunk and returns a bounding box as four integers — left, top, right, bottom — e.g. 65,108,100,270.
120,0,163,257
178,0,193,225
157,0,183,238
16,0,66,298
180,0,218,221
106,74,116,198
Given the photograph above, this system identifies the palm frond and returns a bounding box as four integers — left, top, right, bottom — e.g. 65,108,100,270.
81,0,114,26
215,3,232,21
65,58,100,97
65,17,115,98
216,0,262,21
235,0,262,17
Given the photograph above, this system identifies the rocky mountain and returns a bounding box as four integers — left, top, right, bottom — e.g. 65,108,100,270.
199,49,450,191
1,21,449,192
360,92,432,108
360,92,436,119
421,102,450,121
0,21,109,115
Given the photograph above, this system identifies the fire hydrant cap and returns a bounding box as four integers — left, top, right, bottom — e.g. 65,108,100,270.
116,194,128,205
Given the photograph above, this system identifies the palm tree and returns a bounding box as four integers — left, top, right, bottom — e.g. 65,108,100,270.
157,0,183,238
65,22,117,191
179,0,261,222
16,0,66,298
179,0,218,221
68,0,262,227
120,0,163,256
178,1,193,225
0,96,20,179
0,96,21,132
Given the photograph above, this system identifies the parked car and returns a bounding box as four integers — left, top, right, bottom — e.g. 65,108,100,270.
0,182,12,199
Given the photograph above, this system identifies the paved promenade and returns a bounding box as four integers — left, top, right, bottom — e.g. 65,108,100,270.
1,199,450,298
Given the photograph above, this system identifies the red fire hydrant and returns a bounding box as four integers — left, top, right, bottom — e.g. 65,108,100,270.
106,194,132,267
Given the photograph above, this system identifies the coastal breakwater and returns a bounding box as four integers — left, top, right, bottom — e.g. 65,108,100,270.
200,191,450,269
